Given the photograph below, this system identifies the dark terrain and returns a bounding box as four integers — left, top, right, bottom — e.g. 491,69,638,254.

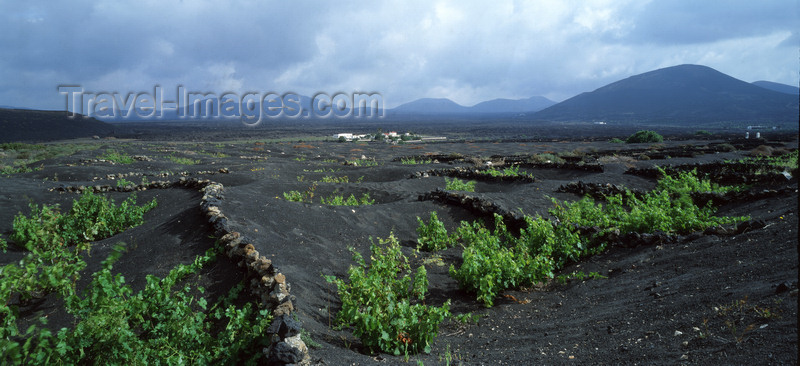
0,124,797,365
0,108,114,143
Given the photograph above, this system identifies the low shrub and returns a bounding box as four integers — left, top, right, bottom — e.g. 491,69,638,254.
548,168,748,236
476,165,532,178
445,177,476,192
320,175,349,183
401,158,432,165
626,130,664,143
1,189,272,364
451,168,748,307
349,159,378,167
282,190,304,202
320,193,375,206
100,150,134,164
11,191,157,251
416,211,454,251
325,234,450,356
1,245,272,364
449,215,587,307
282,184,318,203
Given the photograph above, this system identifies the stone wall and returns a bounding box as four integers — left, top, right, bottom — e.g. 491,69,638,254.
54,176,310,365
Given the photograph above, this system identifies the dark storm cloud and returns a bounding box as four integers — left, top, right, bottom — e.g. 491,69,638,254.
627,0,799,44
0,1,796,110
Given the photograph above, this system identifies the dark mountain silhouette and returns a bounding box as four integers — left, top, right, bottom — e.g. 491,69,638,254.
532,64,799,125
390,96,556,115
752,80,799,95
0,108,115,142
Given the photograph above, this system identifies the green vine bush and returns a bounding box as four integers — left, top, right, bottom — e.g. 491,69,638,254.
475,165,533,179
11,190,157,251
2,245,272,364
446,169,749,307
325,234,450,356
1,192,272,364
415,211,455,251
449,214,587,307
401,158,433,165
444,177,476,192
550,169,748,235
625,130,664,143
320,193,375,206
99,150,134,164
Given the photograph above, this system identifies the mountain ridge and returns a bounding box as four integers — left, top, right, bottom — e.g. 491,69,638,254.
531,64,798,125
390,96,556,115
752,80,799,95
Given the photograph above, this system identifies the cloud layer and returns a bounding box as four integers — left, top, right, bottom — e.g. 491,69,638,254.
1,0,797,110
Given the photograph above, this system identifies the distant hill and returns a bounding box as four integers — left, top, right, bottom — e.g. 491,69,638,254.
752,80,799,95
469,96,556,114
0,108,115,142
532,64,799,125
391,96,556,115
391,98,470,114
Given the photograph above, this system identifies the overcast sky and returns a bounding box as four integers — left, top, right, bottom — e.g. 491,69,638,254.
1,0,798,110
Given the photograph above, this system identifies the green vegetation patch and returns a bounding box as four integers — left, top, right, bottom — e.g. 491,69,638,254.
167,155,200,165
100,150,135,164
475,165,533,179
401,158,433,165
730,150,798,171
325,234,450,356
626,130,664,143
1,143,99,175
11,191,157,251
320,175,351,183
320,193,375,206
444,177,476,192
348,158,378,167
416,211,455,251
1,245,271,365
1,192,271,364
430,168,748,307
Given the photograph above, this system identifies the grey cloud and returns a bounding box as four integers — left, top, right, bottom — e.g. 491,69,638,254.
0,1,797,110
626,0,798,44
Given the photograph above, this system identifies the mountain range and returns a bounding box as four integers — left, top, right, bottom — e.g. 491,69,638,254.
530,64,798,125
389,96,556,115
1,64,797,129
387,65,797,125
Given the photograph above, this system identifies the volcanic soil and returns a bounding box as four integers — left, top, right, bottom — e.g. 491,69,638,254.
1,132,797,365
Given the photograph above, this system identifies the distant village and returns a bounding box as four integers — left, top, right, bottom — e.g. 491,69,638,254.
332,131,446,143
